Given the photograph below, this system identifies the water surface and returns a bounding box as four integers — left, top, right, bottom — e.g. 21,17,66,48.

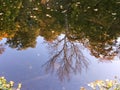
0,0,120,90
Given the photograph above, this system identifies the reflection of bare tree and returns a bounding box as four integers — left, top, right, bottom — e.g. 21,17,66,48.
0,44,5,54
43,14,89,81
43,34,89,81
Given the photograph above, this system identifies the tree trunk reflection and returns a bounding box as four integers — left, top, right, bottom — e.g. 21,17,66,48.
43,14,89,81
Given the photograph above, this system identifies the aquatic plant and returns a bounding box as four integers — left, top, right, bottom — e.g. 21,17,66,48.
0,76,21,90
80,78,120,90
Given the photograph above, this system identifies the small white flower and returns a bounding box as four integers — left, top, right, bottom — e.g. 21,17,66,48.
1,18,3,20
51,30,55,33
10,81,14,86
60,5,63,9
46,14,52,18
33,8,38,11
61,10,67,13
87,6,90,9
116,2,120,4
88,84,91,86
112,13,117,15
18,83,22,89
76,2,80,4
105,79,109,82
94,8,98,11
0,13,3,15
47,7,50,9
30,15,36,18
1,76,5,79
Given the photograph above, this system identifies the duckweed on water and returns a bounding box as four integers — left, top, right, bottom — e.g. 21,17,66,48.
0,76,21,90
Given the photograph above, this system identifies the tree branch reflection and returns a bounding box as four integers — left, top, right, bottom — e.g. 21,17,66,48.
44,34,89,81
0,44,5,54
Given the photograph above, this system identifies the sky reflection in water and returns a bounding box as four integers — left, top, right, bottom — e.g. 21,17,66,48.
0,36,120,90
0,0,120,90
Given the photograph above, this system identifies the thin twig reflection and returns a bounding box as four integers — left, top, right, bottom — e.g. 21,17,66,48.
43,34,89,81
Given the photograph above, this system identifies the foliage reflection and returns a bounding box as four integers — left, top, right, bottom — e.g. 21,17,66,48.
0,0,120,80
